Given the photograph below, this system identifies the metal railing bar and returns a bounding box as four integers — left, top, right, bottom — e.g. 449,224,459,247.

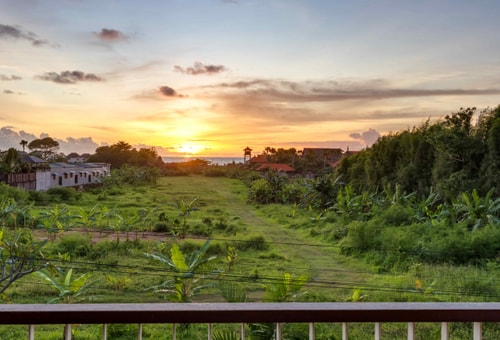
342,322,348,340
309,322,315,340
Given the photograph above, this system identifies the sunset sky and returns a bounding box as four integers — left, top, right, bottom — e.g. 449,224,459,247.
1,0,500,157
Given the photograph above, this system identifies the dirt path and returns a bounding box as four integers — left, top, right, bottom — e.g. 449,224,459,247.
205,177,370,296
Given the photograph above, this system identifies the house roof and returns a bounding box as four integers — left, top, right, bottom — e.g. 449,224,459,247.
249,154,269,163
256,163,295,172
22,155,47,163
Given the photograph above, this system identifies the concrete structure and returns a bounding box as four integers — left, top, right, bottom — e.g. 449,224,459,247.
2,162,110,191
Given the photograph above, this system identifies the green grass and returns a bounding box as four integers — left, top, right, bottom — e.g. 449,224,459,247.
2,175,499,338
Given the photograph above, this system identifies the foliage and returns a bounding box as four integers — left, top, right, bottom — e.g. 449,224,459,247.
144,240,218,302
264,272,308,302
0,228,47,294
27,137,59,160
36,267,95,303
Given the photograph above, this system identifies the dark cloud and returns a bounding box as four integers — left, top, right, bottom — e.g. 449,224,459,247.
94,28,127,41
0,74,22,81
0,24,56,47
3,89,14,94
36,70,104,84
174,62,227,75
349,128,381,147
158,86,186,98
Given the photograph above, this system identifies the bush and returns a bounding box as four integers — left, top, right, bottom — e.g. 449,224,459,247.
237,235,269,251
0,183,28,202
50,233,93,258
46,187,81,203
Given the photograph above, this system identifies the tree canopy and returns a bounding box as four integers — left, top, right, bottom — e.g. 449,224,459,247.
27,137,59,160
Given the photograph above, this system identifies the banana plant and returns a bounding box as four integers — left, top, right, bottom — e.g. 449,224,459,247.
37,204,71,240
174,197,199,238
36,267,95,303
145,240,217,302
264,272,308,302
454,188,500,230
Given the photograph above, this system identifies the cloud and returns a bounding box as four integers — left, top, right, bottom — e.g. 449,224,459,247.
206,78,500,102
158,86,186,98
174,62,227,75
3,89,14,94
0,24,56,47
0,74,22,81
349,128,381,147
94,28,127,41
0,126,100,154
36,70,105,84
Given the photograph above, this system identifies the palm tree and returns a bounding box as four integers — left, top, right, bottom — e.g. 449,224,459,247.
19,140,28,152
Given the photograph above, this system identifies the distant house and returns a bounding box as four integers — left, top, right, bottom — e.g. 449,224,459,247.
67,152,90,164
329,148,361,168
247,154,295,174
254,162,295,174
1,157,110,191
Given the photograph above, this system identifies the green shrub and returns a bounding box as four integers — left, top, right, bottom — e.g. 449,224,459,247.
237,235,269,251
50,233,93,258
153,221,171,233
46,187,81,203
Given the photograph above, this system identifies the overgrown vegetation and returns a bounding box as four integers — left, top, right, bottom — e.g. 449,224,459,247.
0,106,499,338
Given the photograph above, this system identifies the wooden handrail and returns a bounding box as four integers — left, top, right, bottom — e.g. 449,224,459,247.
0,303,498,325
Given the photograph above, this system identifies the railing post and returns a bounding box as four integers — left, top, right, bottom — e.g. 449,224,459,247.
102,324,107,340
64,324,72,340
473,322,482,340
407,322,415,340
240,323,245,340
276,322,281,340
173,323,177,340
375,322,381,340
309,322,315,340
138,323,142,340
342,322,348,340
28,324,34,340
208,323,212,339
441,322,448,340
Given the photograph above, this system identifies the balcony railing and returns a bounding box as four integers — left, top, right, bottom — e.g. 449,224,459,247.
0,302,498,340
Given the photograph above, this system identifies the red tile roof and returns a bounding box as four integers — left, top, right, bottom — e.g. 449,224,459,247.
256,163,295,172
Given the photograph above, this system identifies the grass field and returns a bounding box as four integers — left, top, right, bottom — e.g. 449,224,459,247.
2,175,499,339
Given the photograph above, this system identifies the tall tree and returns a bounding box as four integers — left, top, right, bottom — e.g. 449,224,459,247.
19,140,28,152
27,137,59,160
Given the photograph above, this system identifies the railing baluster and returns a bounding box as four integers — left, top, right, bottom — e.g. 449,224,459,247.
309,322,315,340
276,322,281,340
207,323,212,339
342,322,348,340
473,322,482,340
102,324,107,340
441,322,448,340
407,322,415,340
240,323,245,340
28,324,34,340
173,323,176,340
138,323,142,340
374,322,381,340
64,324,72,340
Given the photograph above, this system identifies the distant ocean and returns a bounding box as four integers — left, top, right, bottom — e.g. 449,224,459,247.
162,156,244,165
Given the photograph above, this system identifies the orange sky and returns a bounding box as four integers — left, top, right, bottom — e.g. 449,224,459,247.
1,1,500,157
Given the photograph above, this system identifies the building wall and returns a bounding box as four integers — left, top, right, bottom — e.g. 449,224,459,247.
36,171,52,191
47,163,110,190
